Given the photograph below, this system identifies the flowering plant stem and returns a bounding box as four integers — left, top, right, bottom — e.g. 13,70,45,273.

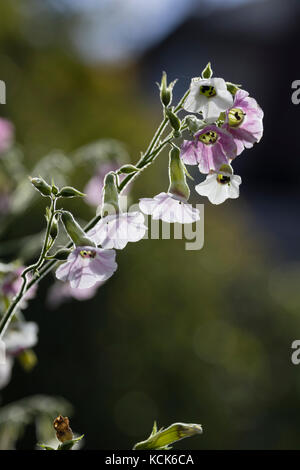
0,90,189,340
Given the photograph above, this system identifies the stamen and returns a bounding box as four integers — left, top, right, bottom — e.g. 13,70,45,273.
79,249,96,259
199,130,218,145
228,107,245,127
217,174,231,185
199,85,216,98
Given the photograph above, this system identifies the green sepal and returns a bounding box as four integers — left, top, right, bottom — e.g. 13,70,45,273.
61,211,96,247
57,434,84,450
29,176,52,197
37,444,56,451
168,146,190,201
46,248,72,261
202,62,213,79
165,107,181,132
118,164,139,174
57,186,85,198
101,173,119,217
226,82,242,95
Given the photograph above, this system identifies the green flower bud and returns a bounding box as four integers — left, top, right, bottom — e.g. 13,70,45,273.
61,211,96,247
118,164,139,174
165,107,181,132
49,215,59,241
226,82,242,96
51,184,59,196
101,172,119,217
184,115,205,134
57,186,85,198
30,177,52,197
158,71,177,108
201,62,213,79
168,146,190,201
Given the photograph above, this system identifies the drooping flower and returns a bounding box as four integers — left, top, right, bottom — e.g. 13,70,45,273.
184,77,233,122
195,164,241,205
88,211,147,250
0,321,38,390
84,162,119,207
180,124,237,174
4,321,38,355
56,246,117,289
139,192,200,224
222,89,263,155
47,280,103,309
0,118,14,154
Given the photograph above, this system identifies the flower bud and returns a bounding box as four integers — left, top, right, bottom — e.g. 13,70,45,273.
49,215,59,241
30,177,52,197
101,172,119,217
158,72,177,108
168,146,190,201
118,164,139,174
226,82,242,96
57,186,85,198
185,115,205,134
201,62,213,79
165,107,181,132
133,421,203,450
61,211,96,247
53,415,73,443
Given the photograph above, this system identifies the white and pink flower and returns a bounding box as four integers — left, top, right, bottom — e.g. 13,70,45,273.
56,246,117,289
139,192,200,224
195,165,241,205
47,280,103,309
184,77,233,122
180,124,237,174
222,89,263,155
88,212,147,250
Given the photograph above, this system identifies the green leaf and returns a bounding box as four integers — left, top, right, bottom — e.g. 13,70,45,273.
37,444,55,450
57,434,84,450
226,82,242,95
202,62,213,79
133,422,203,450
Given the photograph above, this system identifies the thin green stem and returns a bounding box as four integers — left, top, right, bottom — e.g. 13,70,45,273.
0,197,57,338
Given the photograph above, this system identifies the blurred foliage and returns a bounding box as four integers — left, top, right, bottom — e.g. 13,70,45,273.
0,0,300,452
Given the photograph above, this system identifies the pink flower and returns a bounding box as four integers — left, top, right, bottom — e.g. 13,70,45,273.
88,212,147,250
180,124,237,174
0,118,14,154
139,192,200,224
222,89,263,155
55,246,117,289
47,280,103,309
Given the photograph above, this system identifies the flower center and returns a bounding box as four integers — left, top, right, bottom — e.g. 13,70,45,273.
228,108,245,127
199,85,216,98
79,249,96,259
199,130,218,145
217,174,231,185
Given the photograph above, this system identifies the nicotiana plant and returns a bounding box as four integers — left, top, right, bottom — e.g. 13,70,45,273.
0,63,263,448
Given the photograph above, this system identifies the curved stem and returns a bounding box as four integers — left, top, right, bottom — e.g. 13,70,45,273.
0,198,57,337
0,89,190,339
